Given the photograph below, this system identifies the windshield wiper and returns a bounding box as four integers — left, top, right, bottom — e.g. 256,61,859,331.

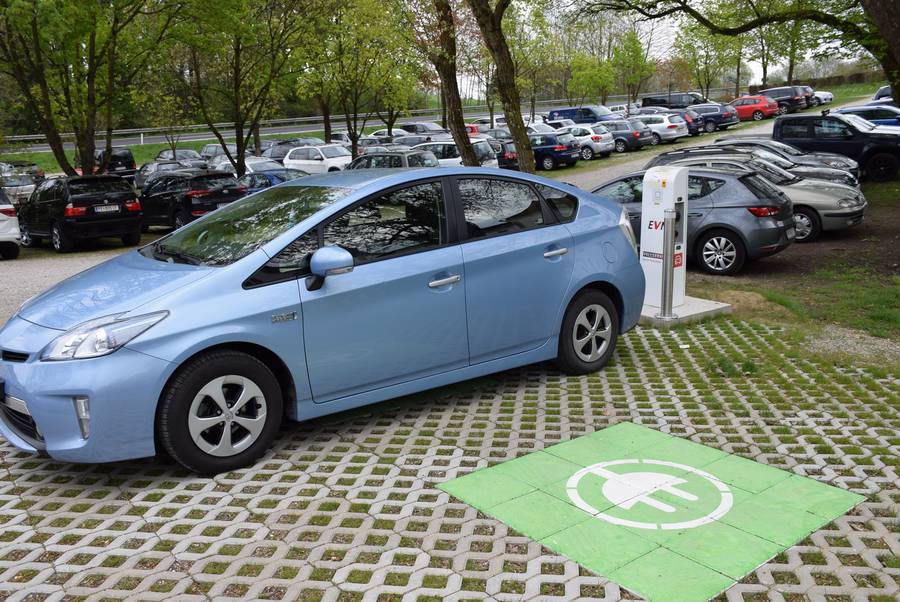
153,243,206,266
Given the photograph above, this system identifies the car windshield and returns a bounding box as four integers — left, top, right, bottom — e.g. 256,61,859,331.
250,160,283,171
175,150,200,159
68,178,133,194
669,115,685,123
593,106,612,116
0,175,34,186
473,140,495,161
408,153,438,167
142,185,351,266
841,114,875,130
753,149,794,169
590,125,609,135
747,159,796,185
322,146,351,158
417,123,445,132
269,169,308,182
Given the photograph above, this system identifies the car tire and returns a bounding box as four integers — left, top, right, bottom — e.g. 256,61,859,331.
650,133,661,146
555,289,619,376
580,146,594,161
0,242,19,260
541,156,556,170
141,224,149,233
157,350,284,475
778,104,788,115
51,222,74,253
704,121,717,133
792,207,821,243
121,230,142,246
19,226,39,248
865,153,899,182
752,110,764,121
695,229,746,276
172,210,187,230
614,139,627,153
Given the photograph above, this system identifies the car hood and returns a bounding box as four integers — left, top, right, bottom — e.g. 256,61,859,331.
789,166,856,185
17,251,214,330
785,178,859,200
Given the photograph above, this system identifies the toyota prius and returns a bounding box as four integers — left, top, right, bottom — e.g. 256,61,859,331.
0,168,644,474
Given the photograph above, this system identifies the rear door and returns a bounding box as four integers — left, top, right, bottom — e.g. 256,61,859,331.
453,176,574,364
140,176,170,223
810,117,862,158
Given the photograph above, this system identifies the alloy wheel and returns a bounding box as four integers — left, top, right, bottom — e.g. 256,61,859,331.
581,147,593,160
793,213,813,241
51,226,61,251
615,140,626,153
572,304,612,363
542,156,555,170
650,133,660,146
753,111,763,121
702,236,737,271
187,375,268,457
19,227,32,247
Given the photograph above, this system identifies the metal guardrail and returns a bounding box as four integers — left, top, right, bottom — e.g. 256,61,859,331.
5,87,746,145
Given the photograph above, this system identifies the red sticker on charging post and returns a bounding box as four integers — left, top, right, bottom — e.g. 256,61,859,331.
674,253,683,268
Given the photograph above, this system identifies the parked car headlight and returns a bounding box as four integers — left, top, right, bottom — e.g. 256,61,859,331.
618,208,638,255
823,159,850,169
41,311,168,361
837,198,861,208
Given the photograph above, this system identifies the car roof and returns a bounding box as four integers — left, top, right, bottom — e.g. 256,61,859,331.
63,174,126,182
616,166,751,180
163,168,233,178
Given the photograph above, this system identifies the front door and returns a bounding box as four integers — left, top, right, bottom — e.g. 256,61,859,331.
300,179,469,402
453,176,575,364
812,117,862,157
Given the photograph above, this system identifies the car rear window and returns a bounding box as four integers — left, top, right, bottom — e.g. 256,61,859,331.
408,152,438,167
109,150,134,159
740,173,784,200
190,174,238,190
627,119,648,130
556,134,575,145
668,115,685,123
536,183,578,222
67,178,133,194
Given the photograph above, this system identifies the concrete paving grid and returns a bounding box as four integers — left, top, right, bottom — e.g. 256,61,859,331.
0,318,897,601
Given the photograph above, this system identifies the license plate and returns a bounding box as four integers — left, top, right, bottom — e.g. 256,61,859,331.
786,228,795,240
93,204,119,213
111,166,124,171
217,203,230,209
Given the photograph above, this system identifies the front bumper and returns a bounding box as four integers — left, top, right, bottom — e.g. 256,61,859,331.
821,207,866,231
0,315,172,463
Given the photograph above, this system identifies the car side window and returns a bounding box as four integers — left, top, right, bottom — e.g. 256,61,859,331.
289,148,308,161
536,184,578,222
813,119,850,138
687,176,726,200
780,121,808,139
598,177,641,204
238,175,253,188
458,178,544,239
444,145,460,159
324,180,446,264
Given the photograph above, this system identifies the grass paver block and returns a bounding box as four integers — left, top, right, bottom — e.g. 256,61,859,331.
438,422,863,601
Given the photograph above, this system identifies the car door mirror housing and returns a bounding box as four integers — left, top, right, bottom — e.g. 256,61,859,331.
307,245,354,291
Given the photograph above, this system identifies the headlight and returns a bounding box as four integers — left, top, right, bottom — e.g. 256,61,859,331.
618,208,638,255
824,159,849,169
837,198,861,208
41,311,168,361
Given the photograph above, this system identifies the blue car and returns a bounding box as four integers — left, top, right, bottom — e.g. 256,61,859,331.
835,105,900,126
528,132,581,170
237,168,308,193
0,169,644,473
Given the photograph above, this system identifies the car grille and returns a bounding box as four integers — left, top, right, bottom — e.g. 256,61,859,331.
1,401,43,444
0,350,28,363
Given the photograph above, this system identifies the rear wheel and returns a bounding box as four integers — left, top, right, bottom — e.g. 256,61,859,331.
650,133,661,146
778,104,789,115
556,290,619,375
696,229,745,275
541,155,556,170
614,139,627,153
172,210,187,230
157,350,283,474
752,110,764,121
865,153,899,182
122,230,142,246
19,225,39,248
0,242,19,260
580,146,594,161
792,207,821,243
51,222,74,253
704,120,717,133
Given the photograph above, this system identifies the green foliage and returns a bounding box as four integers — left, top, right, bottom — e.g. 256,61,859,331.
612,30,655,102
569,54,615,105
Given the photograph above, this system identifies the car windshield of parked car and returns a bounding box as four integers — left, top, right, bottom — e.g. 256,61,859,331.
530,123,555,133
752,149,795,169
627,119,649,131
840,114,875,130
407,153,439,167
142,185,351,266
746,159,797,185
322,146,351,158
269,169,308,182
68,178,133,194
250,160,283,171
0,175,34,186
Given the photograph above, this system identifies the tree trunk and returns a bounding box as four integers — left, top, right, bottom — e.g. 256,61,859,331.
253,123,262,155
440,84,448,129
466,0,535,173
735,55,741,98
861,0,900,93
319,95,332,141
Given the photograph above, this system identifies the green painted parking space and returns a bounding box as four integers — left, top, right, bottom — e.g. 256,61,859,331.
439,422,864,601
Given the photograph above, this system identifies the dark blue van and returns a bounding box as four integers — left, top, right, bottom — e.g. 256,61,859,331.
548,105,617,124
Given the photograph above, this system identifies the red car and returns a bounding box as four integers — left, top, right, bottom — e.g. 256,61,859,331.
731,95,780,121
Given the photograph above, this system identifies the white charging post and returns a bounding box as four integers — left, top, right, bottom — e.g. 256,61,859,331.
640,166,688,320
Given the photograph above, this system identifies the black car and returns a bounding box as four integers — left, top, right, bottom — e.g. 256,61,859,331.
138,169,247,229
134,160,193,190
398,122,448,135
641,91,709,109
17,175,142,253
758,86,806,114
602,119,654,153
74,148,138,180
799,85,818,107
347,150,439,169
155,149,207,168
773,112,900,180
688,103,740,132
497,141,519,170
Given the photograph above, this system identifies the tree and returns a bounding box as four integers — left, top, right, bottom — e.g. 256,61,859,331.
0,0,181,175
612,29,655,102
578,0,900,96
181,0,314,176
131,54,195,155
466,0,535,173
569,54,615,105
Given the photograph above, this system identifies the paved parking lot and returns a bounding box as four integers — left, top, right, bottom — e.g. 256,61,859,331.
1,319,897,601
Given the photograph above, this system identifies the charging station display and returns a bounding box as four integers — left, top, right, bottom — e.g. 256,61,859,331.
640,166,688,310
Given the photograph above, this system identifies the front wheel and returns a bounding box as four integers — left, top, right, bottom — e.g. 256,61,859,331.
696,229,746,275
19,225,39,248
650,133,661,146
752,110,764,121
541,155,556,171
580,146,594,161
792,207,821,243
614,139,627,153
51,223,74,253
157,350,283,474
778,104,789,115
556,290,619,375
865,153,899,182
704,120,717,133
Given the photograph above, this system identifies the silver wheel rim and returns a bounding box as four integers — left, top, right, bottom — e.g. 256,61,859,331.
188,375,268,457
753,112,763,121
20,228,31,246
651,134,659,145
174,215,184,229
543,157,554,170
705,122,715,132
615,141,625,152
581,148,592,160
572,304,612,363
702,236,737,271
51,226,60,250
793,213,813,240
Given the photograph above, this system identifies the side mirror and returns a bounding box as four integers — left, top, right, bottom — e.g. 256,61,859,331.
844,131,855,139
306,246,354,291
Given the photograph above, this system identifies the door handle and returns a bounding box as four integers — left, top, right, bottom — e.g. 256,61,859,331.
428,274,460,288
627,213,640,218
543,247,568,258
688,212,703,217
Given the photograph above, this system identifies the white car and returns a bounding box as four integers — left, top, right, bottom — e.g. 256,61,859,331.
371,128,406,139
283,144,353,173
608,102,640,116
0,191,21,260
632,114,690,145
814,91,834,104
412,139,498,168
209,155,284,175
557,125,615,160
0,174,36,206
